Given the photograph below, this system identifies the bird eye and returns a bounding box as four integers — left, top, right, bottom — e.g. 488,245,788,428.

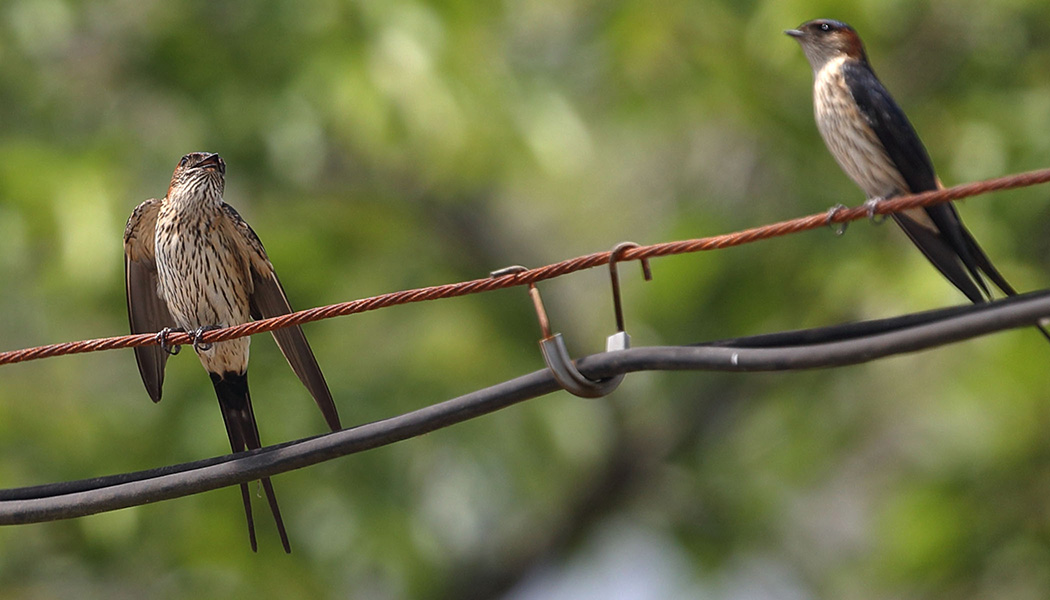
179,156,189,167
819,22,832,32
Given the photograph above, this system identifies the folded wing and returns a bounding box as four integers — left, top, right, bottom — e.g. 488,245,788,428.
124,198,176,403
221,203,342,431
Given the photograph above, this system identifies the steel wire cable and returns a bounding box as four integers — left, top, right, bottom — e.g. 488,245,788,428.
3,167,1050,524
2,166,1050,366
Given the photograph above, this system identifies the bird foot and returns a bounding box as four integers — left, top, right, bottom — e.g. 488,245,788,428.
191,325,222,352
864,197,888,225
155,327,183,356
825,203,849,236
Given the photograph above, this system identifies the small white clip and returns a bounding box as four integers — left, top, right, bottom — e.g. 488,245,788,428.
606,330,630,352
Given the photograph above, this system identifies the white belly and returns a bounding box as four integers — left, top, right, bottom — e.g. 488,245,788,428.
813,58,909,200
154,206,252,375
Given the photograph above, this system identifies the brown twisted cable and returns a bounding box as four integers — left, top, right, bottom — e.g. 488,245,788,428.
2,166,1050,367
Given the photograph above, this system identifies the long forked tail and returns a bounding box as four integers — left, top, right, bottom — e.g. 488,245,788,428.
960,228,1050,344
211,371,292,553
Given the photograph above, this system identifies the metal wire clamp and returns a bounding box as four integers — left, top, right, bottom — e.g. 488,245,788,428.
490,265,617,397
491,245,651,399
607,241,652,345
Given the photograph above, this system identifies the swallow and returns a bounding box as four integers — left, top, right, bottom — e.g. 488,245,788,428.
124,152,342,552
787,19,1048,338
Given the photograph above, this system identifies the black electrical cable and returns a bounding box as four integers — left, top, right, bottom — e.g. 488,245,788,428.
2,290,1049,525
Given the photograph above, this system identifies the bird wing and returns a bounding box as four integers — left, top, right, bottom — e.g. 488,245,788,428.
842,62,996,300
841,61,938,193
124,198,176,403
220,203,342,431
889,212,986,303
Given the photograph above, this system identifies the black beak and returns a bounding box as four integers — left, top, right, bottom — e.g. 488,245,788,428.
198,153,225,174
784,29,804,38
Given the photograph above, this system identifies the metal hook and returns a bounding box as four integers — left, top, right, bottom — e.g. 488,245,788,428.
608,242,652,335
491,265,624,398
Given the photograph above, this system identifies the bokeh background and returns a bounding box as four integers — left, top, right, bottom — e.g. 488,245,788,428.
2,0,1050,598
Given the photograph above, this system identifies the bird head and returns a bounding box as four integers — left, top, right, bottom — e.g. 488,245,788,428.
785,19,867,72
167,152,226,200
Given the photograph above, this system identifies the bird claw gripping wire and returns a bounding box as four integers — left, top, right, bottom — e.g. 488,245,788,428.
864,197,888,225
155,327,182,356
190,325,222,352
825,204,849,236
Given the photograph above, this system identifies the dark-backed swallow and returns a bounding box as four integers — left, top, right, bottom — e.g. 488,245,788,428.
787,19,1049,340
124,152,342,552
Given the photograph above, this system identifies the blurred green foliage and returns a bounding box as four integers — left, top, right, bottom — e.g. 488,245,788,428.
2,0,1050,598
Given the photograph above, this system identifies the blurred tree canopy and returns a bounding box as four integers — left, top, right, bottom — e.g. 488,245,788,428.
2,0,1050,598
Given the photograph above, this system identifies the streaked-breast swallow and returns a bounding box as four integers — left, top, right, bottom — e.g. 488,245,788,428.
124,152,342,552
787,19,1047,340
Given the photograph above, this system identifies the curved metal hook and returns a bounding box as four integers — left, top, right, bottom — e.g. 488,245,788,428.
539,334,623,398
608,242,652,334
491,265,624,398
490,265,552,338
